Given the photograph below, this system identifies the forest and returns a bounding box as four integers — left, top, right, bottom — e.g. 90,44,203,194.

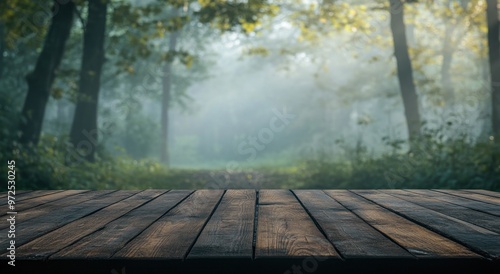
0,0,499,190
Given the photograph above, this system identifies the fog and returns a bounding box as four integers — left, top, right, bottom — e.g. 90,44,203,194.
2,0,497,190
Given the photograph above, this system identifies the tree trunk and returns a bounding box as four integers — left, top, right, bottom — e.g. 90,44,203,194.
389,0,421,141
69,0,107,162
441,22,457,108
487,0,500,135
0,22,5,80
19,1,75,145
161,31,179,165
56,98,66,128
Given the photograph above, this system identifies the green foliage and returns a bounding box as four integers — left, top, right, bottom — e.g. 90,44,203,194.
2,127,498,190
0,0,51,50
1,0,498,192
196,0,279,33
292,130,500,190
0,135,205,190
291,1,371,43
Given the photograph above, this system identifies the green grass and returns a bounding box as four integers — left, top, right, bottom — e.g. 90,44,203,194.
1,132,499,191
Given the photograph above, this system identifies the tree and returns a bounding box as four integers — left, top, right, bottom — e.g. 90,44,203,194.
389,0,421,141
18,1,75,145
487,0,500,135
159,5,184,165
441,20,458,106
161,30,179,165
66,0,278,163
0,22,5,80
152,0,279,165
69,0,107,161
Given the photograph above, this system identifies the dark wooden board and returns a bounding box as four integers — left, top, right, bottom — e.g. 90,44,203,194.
0,190,139,252
0,190,32,200
0,190,89,216
293,190,413,259
16,190,166,259
0,190,115,230
0,190,66,206
188,189,256,259
354,190,500,259
255,190,340,258
51,190,193,259
384,190,500,234
0,189,499,274
464,189,500,199
113,190,224,259
324,190,479,258
407,189,500,217
434,190,500,206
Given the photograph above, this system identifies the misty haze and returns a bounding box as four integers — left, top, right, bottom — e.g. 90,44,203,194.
1,0,499,190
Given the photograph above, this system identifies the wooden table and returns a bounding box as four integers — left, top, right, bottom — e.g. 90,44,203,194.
1,189,499,273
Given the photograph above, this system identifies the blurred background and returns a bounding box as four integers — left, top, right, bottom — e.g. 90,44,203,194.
1,0,499,190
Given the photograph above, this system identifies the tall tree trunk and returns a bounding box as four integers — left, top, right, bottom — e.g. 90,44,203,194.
69,0,107,162
0,21,5,80
19,1,75,145
56,98,66,128
161,31,179,165
441,22,457,108
389,0,421,141
487,0,500,135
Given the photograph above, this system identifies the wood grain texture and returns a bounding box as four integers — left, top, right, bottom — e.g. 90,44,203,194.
255,190,340,258
434,190,500,206
113,189,224,259
0,190,115,230
2,188,498,272
293,190,413,259
384,190,500,234
188,189,256,259
0,190,139,252
16,190,166,259
325,190,479,258
354,190,500,259
0,190,46,202
0,190,62,206
0,190,83,210
407,189,500,217
51,190,192,259
464,189,500,199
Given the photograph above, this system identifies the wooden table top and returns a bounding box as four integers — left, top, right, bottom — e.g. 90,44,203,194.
1,189,499,273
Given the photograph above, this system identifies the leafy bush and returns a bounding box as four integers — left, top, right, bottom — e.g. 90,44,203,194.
292,129,500,190
1,125,499,191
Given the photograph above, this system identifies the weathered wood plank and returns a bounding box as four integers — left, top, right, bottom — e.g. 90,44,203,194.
324,190,479,258
293,190,412,259
434,190,500,206
16,190,47,196
0,190,139,252
51,190,192,259
16,190,166,259
384,190,500,234
0,190,88,215
0,190,32,200
188,189,256,259
464,189,500,199
255,190,340,258
0,190,115,230
407,189,500,217
0,190,65,206
354,190,500,259
113,190,224,259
